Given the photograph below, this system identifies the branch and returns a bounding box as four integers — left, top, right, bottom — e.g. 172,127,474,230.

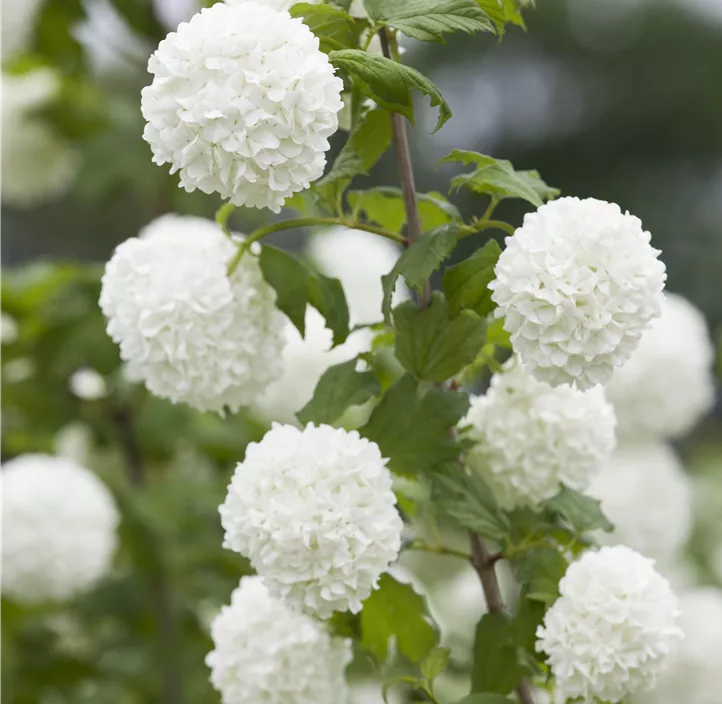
470,533,535,704
111,406,182,704
379,27,431,310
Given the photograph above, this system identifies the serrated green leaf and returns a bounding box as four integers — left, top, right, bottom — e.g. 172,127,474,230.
421,646,451,682
475,0,525,34
394,293,487,382
360,574,437,663
381,223,462,321
472,613,527,694
259,245,350,345
363,0,494,43
518,548,568,604
443,239,502,317
440,150,559,207
290,3,366,53
545,485,614,534
361,375,468,475
417,191,463,230
296,359,380,425
431,463,510,543
330,50,452,131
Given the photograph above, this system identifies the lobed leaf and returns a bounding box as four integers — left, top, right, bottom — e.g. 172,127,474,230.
545,485,614,534
517,547,568,604
472,613,528,694
443,239,502,317
290,3,366,53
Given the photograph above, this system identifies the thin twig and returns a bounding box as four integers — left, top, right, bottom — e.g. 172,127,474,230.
112,406,182,704
379,27,431,310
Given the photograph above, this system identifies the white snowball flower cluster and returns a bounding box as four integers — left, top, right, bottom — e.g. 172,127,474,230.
307,227,409,325
141,2,344,212
605,293,715,439
245,0,321,9
1,454,120,604
636,587,722,704
206,576,352,704
253,307,369,424
220,423,403,617
1,70,79,207
590,442,692,561
100,214,286,413
1,0,43,59
490,197,666,390
536,545,683,704
463,360,616,508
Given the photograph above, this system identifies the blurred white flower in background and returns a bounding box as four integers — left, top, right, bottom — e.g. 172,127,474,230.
490,197,667,389
605,293,715,440
252,308,370,425
220,423,403,618
153,0,200,29
1,70,79,207
141,2,344,212
53,423,94,466
2,357,36,383
206,576,352,704
636,587,722,704
1,0,43,59
463,360,616,509
73,0,150,77
590,441,692,561
100,214,286,413
536,545,683,704
307,227,409,325
2,454,120,604
1,312,19,345
69,368,109,400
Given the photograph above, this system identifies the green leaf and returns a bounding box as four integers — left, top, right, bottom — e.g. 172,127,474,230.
518,548,568,604
456,695,514,704
361,375,468,475
431,463,510,543
421,646,451,682
290,3,366,53
296,360,380,425
545,485,614,533
318,108,392,187
472,613,527,694
394,293,487,382
330,50,452,131
259,245,350,345
360,574,437,663
443,239,502,317
484,316,512,348
440,150,559,207
475,0,525,34
417,191,463,230
363,0,494,43
348,187,408,233
381,223,462,320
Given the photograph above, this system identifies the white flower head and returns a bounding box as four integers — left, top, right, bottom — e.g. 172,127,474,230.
100,214,286,414
490,197,667,390
141,2,344,213
253,307,370,425
220,423,403,617
536,545,683,704
307,227,409,325
591,441,692,561
69,368,109,400
606,293,715,440
636,587,722,704
206,576,352,704
244,0,321,9
1,0,43,59
2,70,79,207
463,360,616,508
1,454,120,604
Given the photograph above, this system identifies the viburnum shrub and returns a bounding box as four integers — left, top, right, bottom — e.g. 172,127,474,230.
95,1,685,702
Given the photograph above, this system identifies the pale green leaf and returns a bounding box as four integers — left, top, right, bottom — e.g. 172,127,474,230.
518,548,568,604
421,646,451,682
290,3,365,53
443,239,502,317
545,485,614,533
348,187,408,233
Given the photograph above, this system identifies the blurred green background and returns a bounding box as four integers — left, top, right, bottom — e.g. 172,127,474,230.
2,0,721,702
